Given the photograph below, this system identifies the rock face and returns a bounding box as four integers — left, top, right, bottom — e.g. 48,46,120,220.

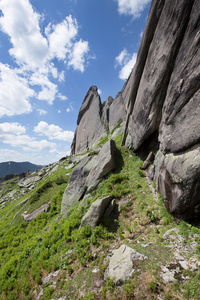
61,140,117,214
71,86,106,154
68,0,199,221
121,0,200,221
71,86,126,155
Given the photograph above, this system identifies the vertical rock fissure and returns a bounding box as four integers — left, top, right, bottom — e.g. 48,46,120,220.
122,0,166,146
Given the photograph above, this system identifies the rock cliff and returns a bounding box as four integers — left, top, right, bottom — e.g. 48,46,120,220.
121,0,200,221
69,0,200,221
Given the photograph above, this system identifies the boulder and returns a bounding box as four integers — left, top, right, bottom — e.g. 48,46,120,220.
80,195,114,228
61,140,117,215
22,203,50,222
104,244,147,285
154,148,200,219
61,156,92,214
86,139,117,189
18,175,41,188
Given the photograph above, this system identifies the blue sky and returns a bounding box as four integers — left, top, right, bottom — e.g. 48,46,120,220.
0,0,151,165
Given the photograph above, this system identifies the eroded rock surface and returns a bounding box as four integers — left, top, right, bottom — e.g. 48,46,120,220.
121,0,200,220
71,86,126,155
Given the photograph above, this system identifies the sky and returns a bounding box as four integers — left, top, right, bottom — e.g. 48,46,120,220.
0,0,151,165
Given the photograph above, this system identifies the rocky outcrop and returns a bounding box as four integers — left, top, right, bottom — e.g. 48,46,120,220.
68,0,199,221
71,86,126,155
121,0,200,221
61,140,117,214
71,86,106,154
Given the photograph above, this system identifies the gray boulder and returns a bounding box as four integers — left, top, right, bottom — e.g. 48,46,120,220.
61,140,117,215
154,149,200,219
80,195,114,228
104,244,147,285
61,156,92,214
22,203,50,222
86,139,117,189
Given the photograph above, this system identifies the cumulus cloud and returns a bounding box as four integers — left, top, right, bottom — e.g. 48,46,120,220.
34,121,74,142
68,40,89,72
117,0,151,18
115,49,137,80
46,15,78,61
2,133,53,150
0,122,56,152
0,0,91,115
0,0,48,70
0,63,34,117
0,122,26,135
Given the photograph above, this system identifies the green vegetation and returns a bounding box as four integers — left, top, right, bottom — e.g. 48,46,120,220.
0,136,199,299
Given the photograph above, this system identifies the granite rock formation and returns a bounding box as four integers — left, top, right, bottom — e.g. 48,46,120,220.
68,0,200,221
71,86,126,155
121,0,200,221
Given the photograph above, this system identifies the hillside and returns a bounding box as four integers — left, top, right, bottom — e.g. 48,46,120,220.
0,134,199,299
0,0,199,299
0,161,43,178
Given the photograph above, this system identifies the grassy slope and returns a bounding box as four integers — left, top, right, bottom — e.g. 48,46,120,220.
0,134,199,300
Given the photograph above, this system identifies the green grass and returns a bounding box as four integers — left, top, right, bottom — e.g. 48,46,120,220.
0,135,199,299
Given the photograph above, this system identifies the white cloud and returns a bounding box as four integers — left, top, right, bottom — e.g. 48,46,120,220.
0,0,91,114
68,40,89,72
46,15,78,60
98,89,102,95
0,132,56,151
0,121,56,153
58,71,65,82
115,49,129,66
0,0,48,70
0,122,26,135
115,49,137,80
0,63,34,117
34,121,74,142
37,109,47,116
58,93,68,101
117,0,151,18
30,72,57,104
66,103,74,113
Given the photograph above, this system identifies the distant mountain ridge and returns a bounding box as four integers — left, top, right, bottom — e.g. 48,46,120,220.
0,161,43,178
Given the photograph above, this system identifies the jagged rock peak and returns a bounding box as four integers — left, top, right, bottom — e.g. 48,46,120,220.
71,86,126,155
77,86,101,126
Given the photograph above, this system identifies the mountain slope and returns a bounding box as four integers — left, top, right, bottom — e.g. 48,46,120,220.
0,135,199,299
0,161,43,178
